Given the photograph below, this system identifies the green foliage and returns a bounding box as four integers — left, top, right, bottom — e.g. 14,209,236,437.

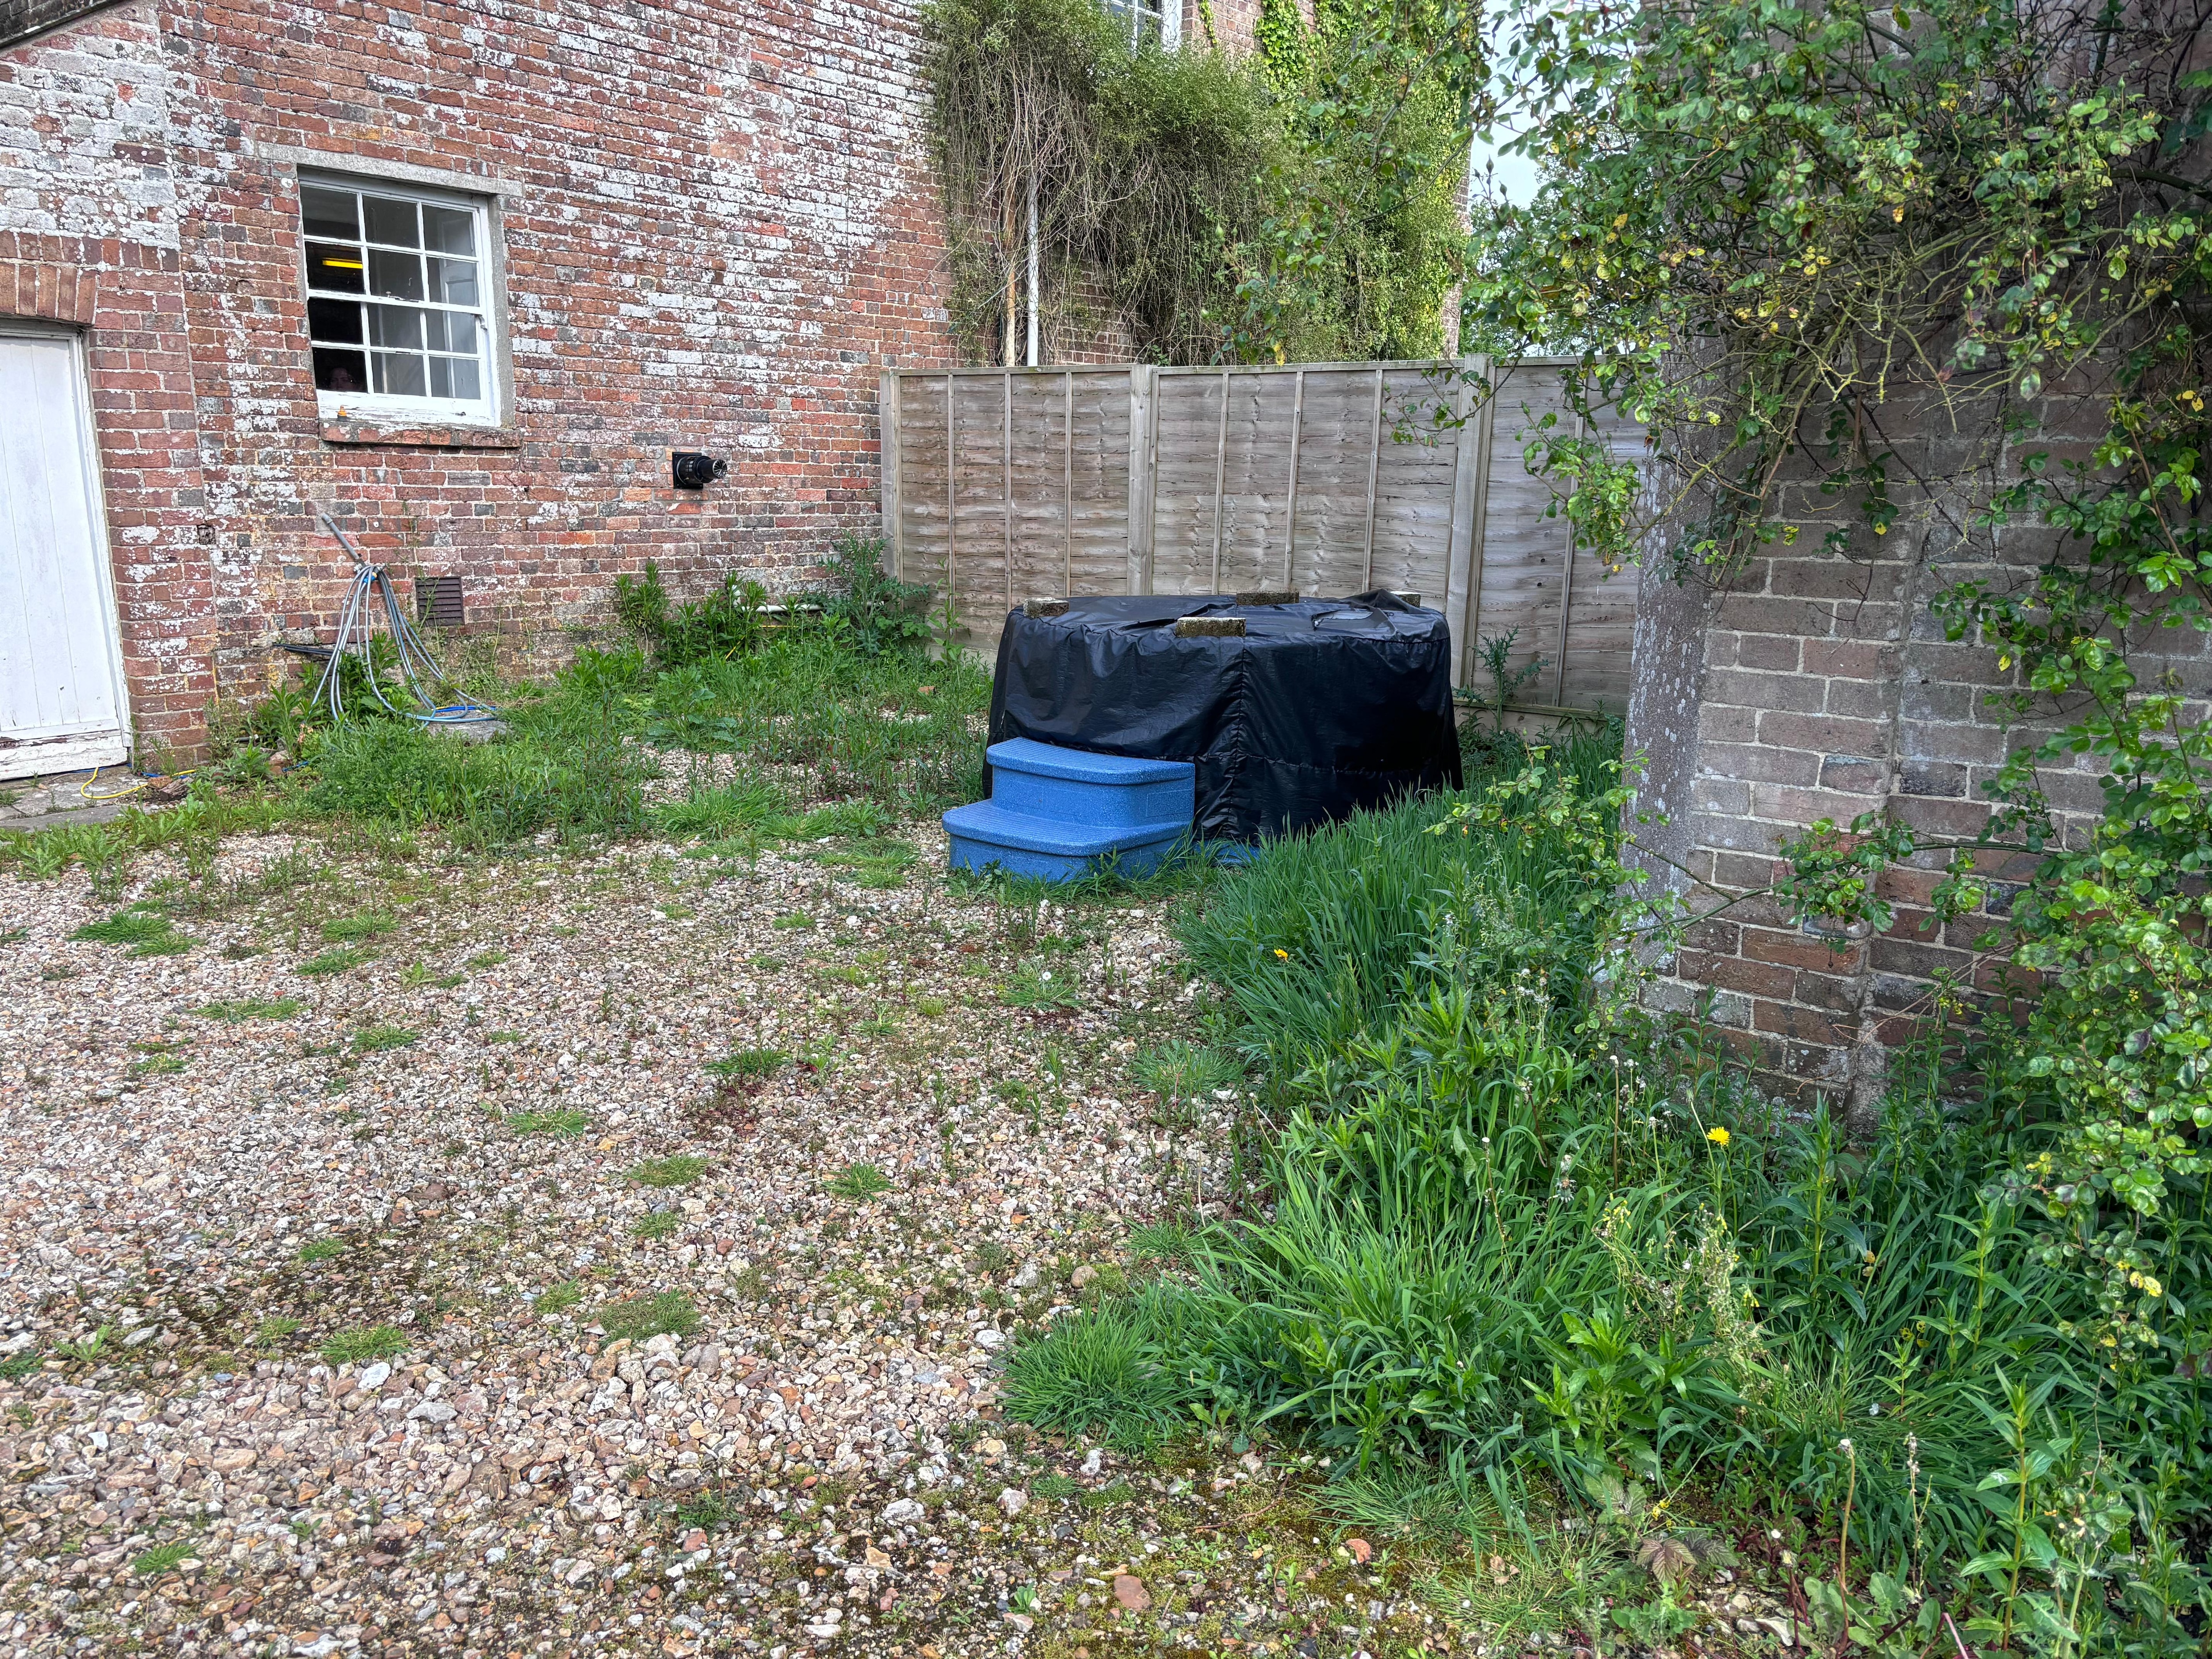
198,998,303,1022
1010,750,2212,1641
704,1048,789,1079
132,1541,193,1576
826,1162,894,1200
614,561,768,669
297,1238,346,1263
922,0,1473,364
643,631,991,814
631,1211,682,1240
321,1325,407,1366
506,1108,589,1137
349,1025,417,1053
71,905,195,957
801,536,934,657
303,698,645,849
599,1291,699,1344
297,945,373,977
1001,1290,1205,1444
1470,0,2212,1457
626,1155,710,1189
1236,0,1481,362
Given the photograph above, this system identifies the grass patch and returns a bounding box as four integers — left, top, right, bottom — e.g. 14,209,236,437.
1002,1292,1200,1447
599,1290,699,1344
350,1025,419,1053
626,1154,710,1189
320,1325,407,1366
71,905,195,957
127,1053,188,1079
320,910,394,941
826,1162,892,1200
297,1238,346,1263
132,1541,194,1576
467,950,508,969
0,1350,41,1380
297,945,373,977
631,1211,682,1240
256,1316,303,1344
703,1048,787,1079
507,1107,589,1137
771,913,814,931
198,998,304,1022
538,1280,584,1315
1002,960,1081,1011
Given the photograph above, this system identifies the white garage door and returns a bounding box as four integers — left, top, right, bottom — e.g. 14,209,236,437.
0,325,130,781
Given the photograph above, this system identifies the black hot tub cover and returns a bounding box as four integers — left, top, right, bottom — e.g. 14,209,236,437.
986,591,1463,844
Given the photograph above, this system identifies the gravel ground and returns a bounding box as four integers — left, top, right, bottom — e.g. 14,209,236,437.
0,815,1265,1658
0,811,1808,1659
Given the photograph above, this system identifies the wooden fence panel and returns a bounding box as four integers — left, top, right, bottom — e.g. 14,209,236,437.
882,357,1644,714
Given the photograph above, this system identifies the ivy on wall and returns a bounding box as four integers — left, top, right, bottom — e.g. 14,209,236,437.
921,0,1482,364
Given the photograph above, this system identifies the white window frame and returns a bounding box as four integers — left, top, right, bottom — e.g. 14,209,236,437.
298,170,501,427
1103,0,1179,48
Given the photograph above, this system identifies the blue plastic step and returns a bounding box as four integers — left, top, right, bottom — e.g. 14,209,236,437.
943,800,1191,881
985,737,1195,831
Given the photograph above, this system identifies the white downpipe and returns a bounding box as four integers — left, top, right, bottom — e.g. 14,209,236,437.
1026,175,1041,368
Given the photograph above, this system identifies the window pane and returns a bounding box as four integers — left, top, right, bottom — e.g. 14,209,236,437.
423,310,477,356
422,204,475,257
374,352,427,397
305,242,367,295
302,186,359,242
426,257,478,307
367,248,424,302
363,195,420,248
307,297,363,344
445,357,481,401
313,348,370,393
366,304,424,350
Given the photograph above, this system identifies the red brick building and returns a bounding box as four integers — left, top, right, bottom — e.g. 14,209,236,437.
0,0,1252,774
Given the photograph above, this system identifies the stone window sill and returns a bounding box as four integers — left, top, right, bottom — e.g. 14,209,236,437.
320,419,522,449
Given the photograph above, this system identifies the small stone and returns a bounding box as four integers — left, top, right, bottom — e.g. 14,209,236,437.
1347,1536,1372,1564
1070,1264,1098,1290
357,1362,392,1391
1012,1260,1039,1289
1113,1573,1150,1611
882,1498,923,1525
974,1327,1005,1349
997,1486,1027,1517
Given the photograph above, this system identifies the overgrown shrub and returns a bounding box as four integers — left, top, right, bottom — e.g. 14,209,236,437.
1008,742,2212,1647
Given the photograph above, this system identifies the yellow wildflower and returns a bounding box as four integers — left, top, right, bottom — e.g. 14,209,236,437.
1707,1127,1730,1146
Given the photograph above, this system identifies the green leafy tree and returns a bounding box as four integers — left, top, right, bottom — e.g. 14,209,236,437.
1465,0,2212,1380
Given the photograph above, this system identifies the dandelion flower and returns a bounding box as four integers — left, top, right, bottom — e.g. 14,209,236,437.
1272,948,1289,961
1707,1126,1731,1146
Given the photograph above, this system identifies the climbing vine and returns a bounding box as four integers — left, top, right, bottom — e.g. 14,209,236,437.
921,0,1482,363
1464,0,2212,1371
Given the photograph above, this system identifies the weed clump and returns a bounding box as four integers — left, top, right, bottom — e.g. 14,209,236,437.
599,1291,699,1344
321,1325,407,1366
626,1155,710,1189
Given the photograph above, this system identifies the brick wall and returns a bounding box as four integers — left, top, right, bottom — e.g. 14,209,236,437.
1624,392,2194,1118
2,0,962,759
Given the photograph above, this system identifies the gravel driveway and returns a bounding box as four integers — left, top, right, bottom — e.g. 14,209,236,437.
0,822,1234,1657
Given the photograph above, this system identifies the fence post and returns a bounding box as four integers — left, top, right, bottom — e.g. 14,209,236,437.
945,373,958,620
1063,370,1074,597
1447,356,1491,686
1128,365,1159,595
1361,365,1384,589
1283,368,1306,589
1552,403,1586,706
879,367,902,579
1210,369,1229,592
